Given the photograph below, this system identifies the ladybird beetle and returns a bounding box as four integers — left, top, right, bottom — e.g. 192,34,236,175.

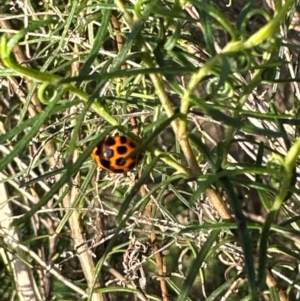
91,133,140,173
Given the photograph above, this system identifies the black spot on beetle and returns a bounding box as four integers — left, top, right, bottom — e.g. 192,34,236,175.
128,162,136,169
116,157,126,166
100,159,111,169
120,136,127,144
105,137,117,146
117,146,128,155
129,141,136,148
95,146,102,156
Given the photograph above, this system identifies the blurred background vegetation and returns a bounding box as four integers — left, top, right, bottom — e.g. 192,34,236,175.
1,0,300,300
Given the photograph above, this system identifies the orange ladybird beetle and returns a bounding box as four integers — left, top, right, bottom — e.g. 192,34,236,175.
91,133,140,173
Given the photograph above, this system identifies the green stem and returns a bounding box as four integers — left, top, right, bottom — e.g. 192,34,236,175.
258,138,300,288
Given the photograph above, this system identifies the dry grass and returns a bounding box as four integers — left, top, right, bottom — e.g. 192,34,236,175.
1,1,300,300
